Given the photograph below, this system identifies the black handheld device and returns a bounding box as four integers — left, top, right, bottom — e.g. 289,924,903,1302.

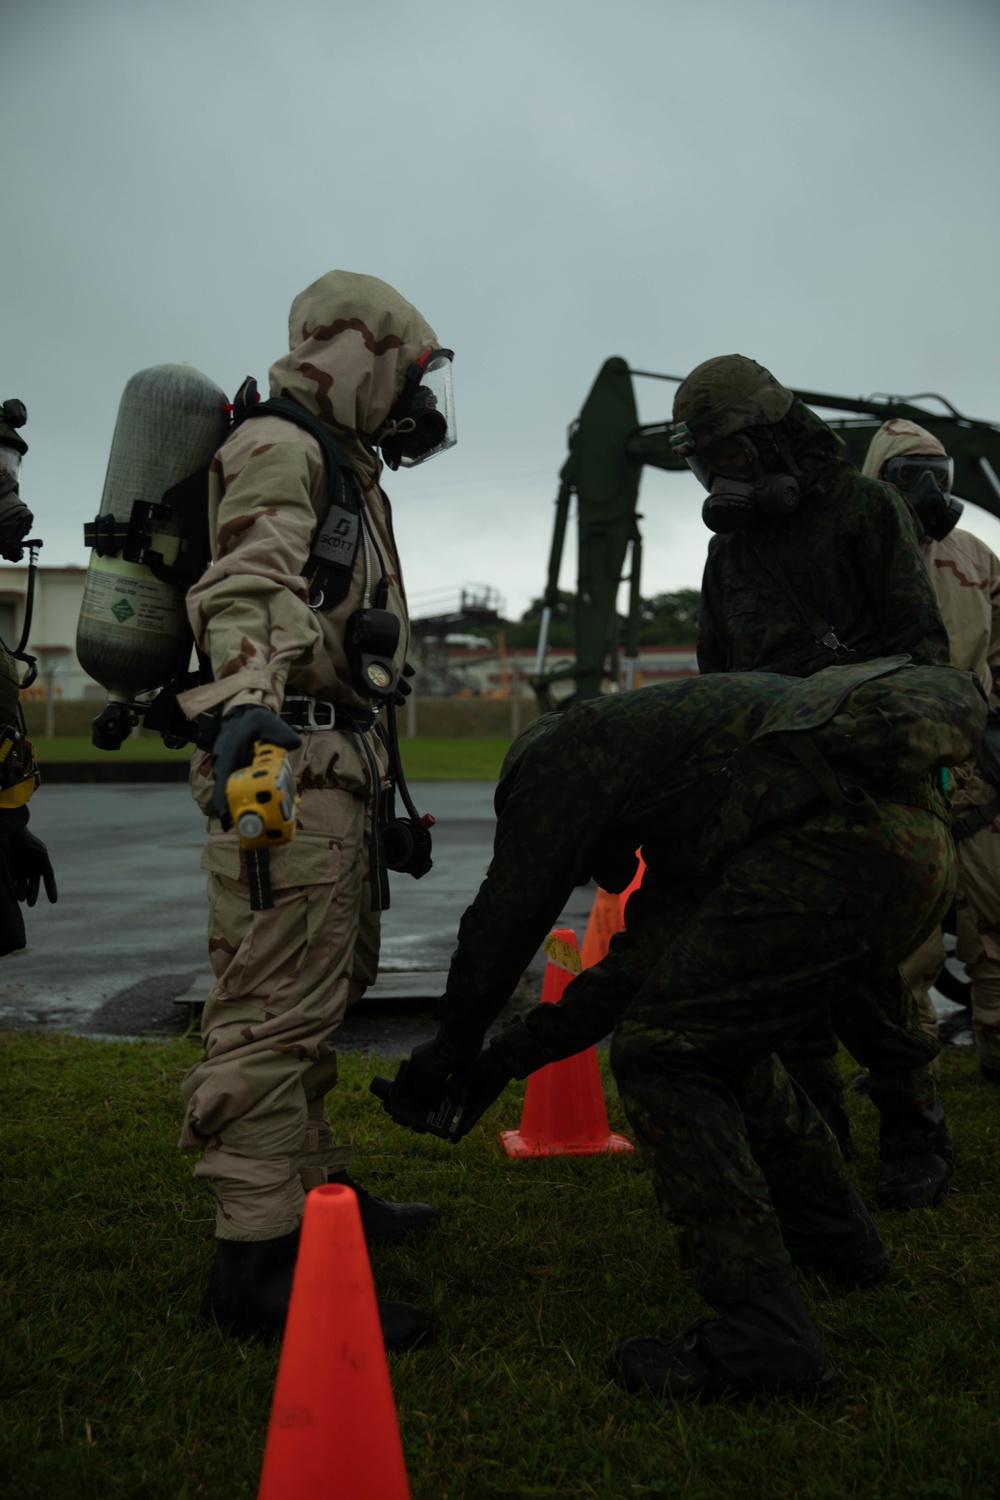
370,1061,463,1140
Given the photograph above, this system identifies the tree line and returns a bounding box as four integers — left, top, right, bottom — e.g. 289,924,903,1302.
487,589,701,649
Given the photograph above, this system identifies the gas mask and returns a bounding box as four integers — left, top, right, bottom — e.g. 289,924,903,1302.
676,427,800,535
881,453,962,542
378,348,456,470
0,399,34,563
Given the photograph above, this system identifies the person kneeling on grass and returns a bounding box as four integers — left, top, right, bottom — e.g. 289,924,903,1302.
377,658,984,1404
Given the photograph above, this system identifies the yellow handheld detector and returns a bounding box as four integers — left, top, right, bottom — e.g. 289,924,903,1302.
225,741,300,851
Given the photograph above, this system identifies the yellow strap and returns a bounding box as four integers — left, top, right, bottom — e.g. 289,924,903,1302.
0,773,37,808
543,932,582,976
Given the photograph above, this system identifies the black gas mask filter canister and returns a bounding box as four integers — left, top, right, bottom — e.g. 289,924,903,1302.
688,431,801,535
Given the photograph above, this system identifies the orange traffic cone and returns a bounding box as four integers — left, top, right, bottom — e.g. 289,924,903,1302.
580,886,625,969
500,928,633,1158
618,853,646,918
579,855,647,969
257,1183,410,1500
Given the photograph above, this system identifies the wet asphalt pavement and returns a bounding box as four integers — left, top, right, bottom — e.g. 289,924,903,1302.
0,782,596,1053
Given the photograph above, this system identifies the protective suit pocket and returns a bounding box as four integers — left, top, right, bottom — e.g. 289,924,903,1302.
201,830,346,890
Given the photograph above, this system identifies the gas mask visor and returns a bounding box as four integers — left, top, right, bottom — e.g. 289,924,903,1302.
381,348,457,470
882,454,961,541
881,453,954,497
680,434,760,493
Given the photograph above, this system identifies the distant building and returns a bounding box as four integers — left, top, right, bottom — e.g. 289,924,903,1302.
0,562,700,705
0,564,96,701
434,642,698,698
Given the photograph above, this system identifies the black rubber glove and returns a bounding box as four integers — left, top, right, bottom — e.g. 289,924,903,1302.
448,1046,514,1143
6,826,57,905
210,705,301,824
392,661,416,708
393,1037,453,1115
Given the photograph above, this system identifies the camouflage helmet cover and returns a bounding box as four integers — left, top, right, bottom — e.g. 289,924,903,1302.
672,355,794,450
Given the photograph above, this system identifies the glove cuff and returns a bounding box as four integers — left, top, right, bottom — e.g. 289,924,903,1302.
488,1028,537,1081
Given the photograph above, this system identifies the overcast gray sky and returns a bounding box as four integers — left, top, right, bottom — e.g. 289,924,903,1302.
5,0,1000,624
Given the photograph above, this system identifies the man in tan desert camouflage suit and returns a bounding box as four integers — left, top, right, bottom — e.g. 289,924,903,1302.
176,271,456,1349
863,419,1000,1083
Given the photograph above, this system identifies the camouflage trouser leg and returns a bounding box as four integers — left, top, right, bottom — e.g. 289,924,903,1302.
897,929,944,1082
613,1034,846,1303
180,733,375,1241
611,805,953,1304
899,928,946,1046
829,969,940,1111
776,1015,844,1112
347,814,381,1010
954,827,1000,1069
780,962,941,1111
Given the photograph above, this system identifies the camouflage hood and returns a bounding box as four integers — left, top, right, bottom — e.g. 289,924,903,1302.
862,419,947,481
268,270,440,488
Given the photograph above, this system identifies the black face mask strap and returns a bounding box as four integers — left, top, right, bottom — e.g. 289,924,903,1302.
765,420,801,478
750,539,855,662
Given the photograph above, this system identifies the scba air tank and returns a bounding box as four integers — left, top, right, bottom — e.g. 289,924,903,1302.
76,363,228,701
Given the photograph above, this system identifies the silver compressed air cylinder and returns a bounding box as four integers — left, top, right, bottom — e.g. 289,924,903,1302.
76,363,229,701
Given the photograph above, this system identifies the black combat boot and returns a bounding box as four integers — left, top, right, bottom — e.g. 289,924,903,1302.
818,1100,861,1163
200,1233,430,1352
776,1188,889,1288
876,1099,954,1211
610,1284,835,1405
328,1170,438,1247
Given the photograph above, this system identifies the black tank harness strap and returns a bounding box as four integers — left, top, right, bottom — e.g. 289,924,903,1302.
245,850,274,913
953,797,1000,843
234,384,365,613
750,540,857,663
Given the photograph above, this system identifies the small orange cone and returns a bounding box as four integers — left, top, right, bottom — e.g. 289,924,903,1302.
500,928,633,1158
257,1183,411,1500
580,885,625,969
618,853,646,918
579,855,647,969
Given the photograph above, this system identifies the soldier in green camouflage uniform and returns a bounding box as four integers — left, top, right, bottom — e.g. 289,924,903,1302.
676,355,955,1208
0,401,56,954
389,660,983,1401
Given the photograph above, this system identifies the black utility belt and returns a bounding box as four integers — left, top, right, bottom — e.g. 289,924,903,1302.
865,774,944,818
279,694,378,734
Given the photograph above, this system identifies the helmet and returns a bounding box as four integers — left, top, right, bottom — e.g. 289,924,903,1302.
672,355,794,454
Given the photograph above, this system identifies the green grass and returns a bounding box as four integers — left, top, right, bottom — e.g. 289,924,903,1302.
2,1035,999,1499
34,735,192,761
397,737,508,780
33,736,509,780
